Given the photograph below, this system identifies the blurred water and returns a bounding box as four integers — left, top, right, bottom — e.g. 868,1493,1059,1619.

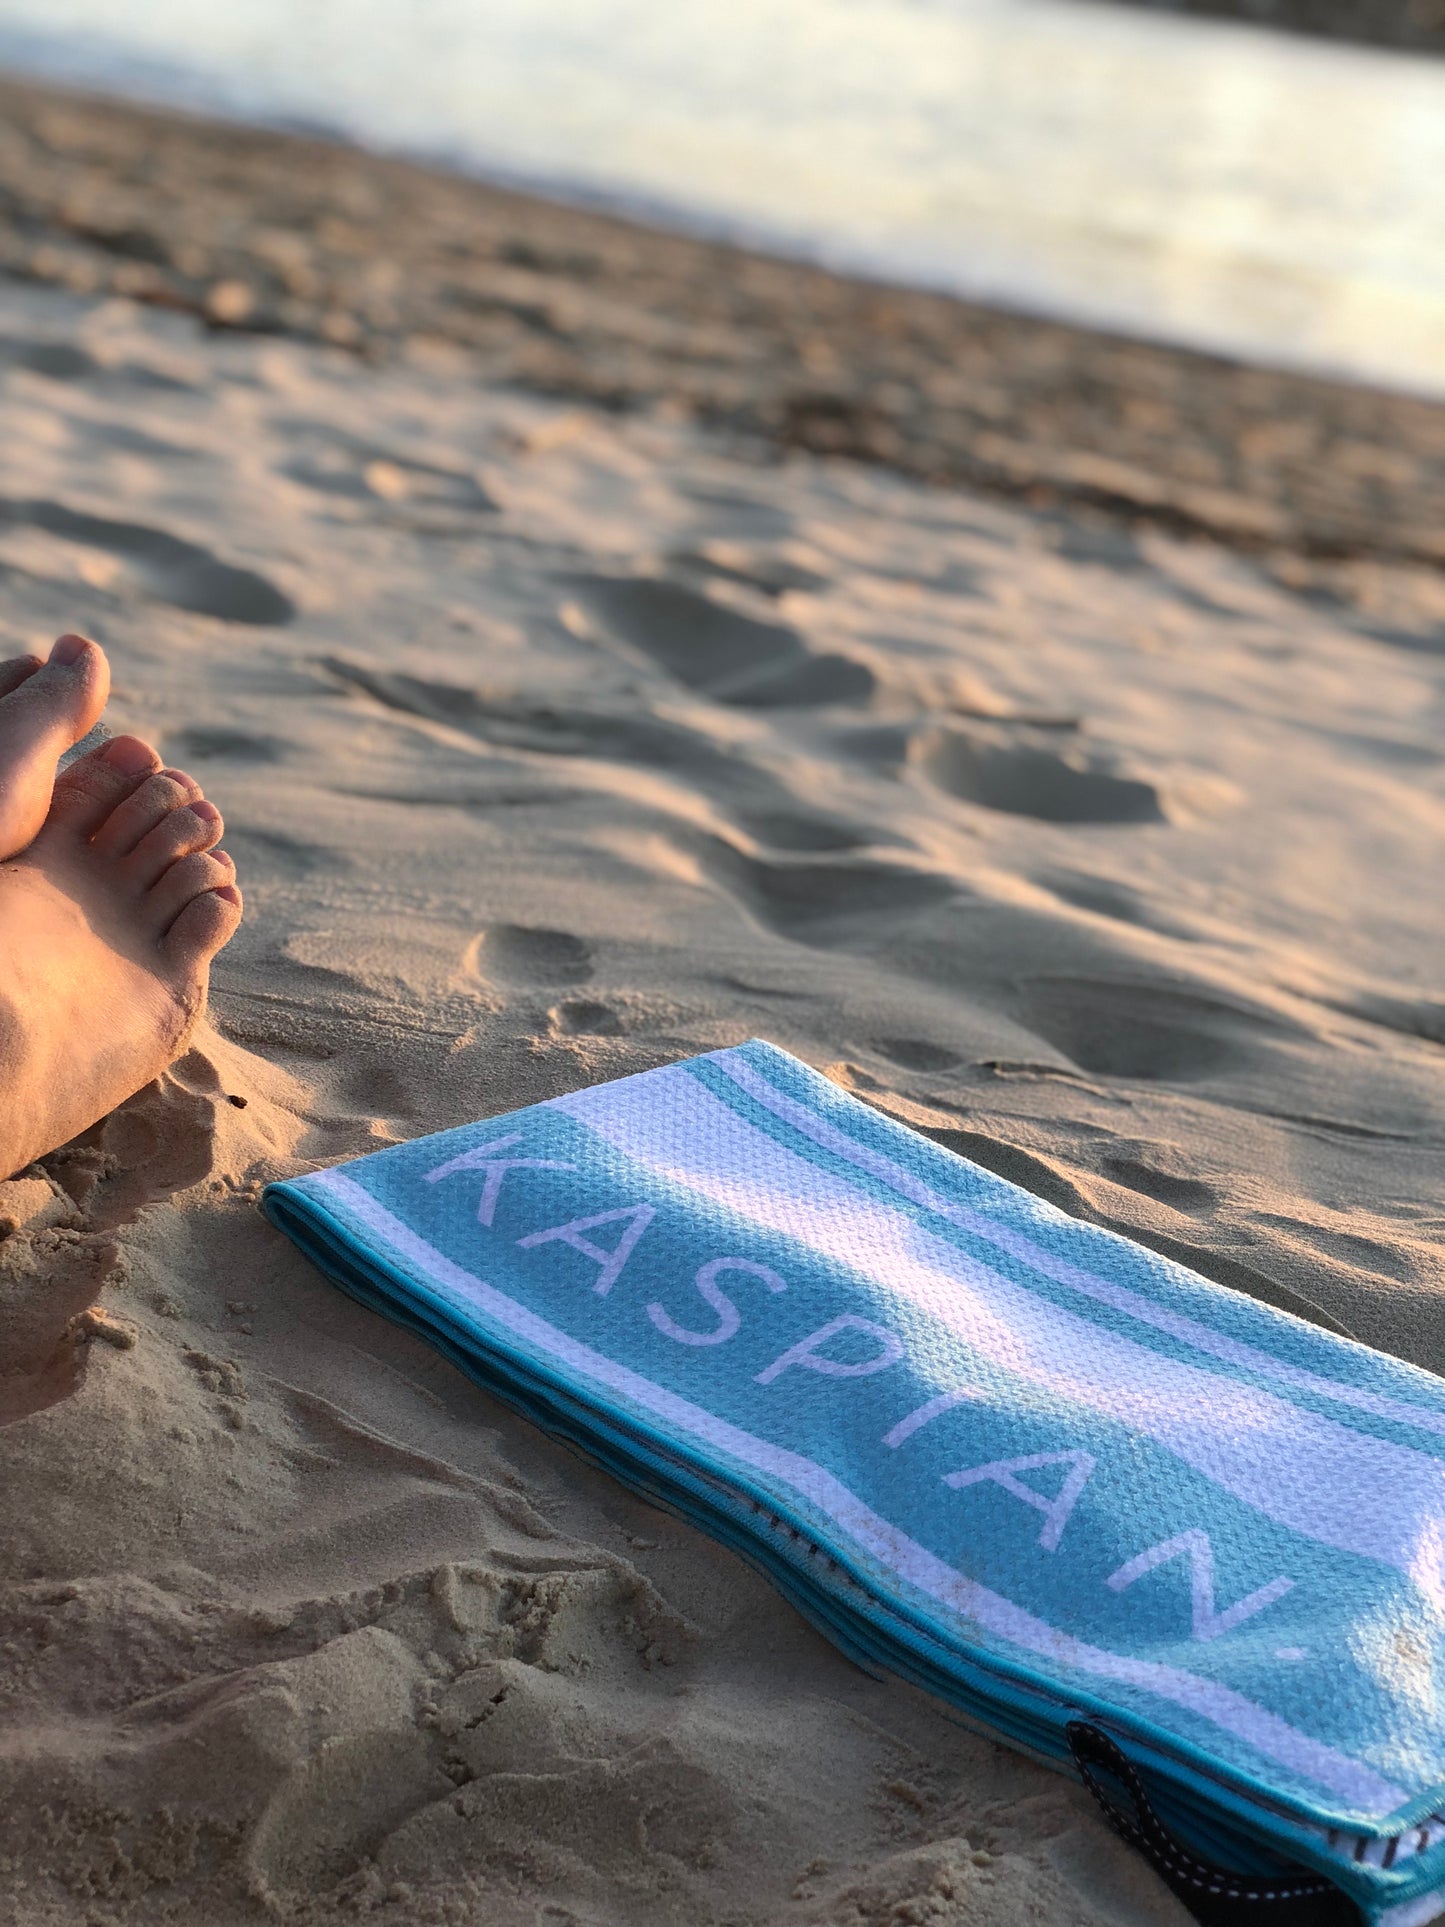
0,0,1442,395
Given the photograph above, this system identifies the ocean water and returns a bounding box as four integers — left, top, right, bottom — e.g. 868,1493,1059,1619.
0,0,1441,396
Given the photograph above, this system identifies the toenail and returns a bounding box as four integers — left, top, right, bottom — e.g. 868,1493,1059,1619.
101,736,159,774
50,633,91,667
214,847,234,865
192,799,221,825
160,767,197,789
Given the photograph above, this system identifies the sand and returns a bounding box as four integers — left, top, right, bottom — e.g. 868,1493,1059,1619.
1,107,1444,1927
3,78,1444,578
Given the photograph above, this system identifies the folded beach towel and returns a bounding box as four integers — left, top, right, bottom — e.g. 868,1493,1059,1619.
263,1040,1445,1926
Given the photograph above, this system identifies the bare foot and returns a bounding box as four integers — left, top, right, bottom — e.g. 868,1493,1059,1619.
0,634,110,859
0,734,242,1179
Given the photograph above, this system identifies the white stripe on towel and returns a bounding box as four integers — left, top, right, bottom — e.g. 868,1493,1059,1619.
555,1066,1445,1601
718,1052,1445,1443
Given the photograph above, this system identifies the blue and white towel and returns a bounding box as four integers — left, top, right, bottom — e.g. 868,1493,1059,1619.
263,1040,1445,1926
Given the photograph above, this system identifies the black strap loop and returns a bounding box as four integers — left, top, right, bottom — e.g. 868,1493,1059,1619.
1066,1722,1362,1926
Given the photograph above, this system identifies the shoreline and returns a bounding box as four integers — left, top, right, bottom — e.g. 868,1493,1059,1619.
1101,0,1445,54
2,74,1442,577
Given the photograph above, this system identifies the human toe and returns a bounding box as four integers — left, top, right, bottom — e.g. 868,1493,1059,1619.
46,734,165,838
144,845,235,932
159,862,242,966
0,652,43,701
0,633,108,745
122,796,223,891
88,766,204,861
0,634,112,855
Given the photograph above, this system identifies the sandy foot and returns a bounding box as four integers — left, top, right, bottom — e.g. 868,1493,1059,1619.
0,715,241,1179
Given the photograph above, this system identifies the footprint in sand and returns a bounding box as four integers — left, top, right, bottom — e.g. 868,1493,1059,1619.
0,498,294,626
872,1037,963,1074
737,810,869,854
280,429,497,512
0,335,198,392
164,726,283,765
322,657,875,858
1040,868,1206,942
913,723,1164,825
6,340,97,382
87,421,206,462
1012,975,1306,1083
550,998,622,1036
698,836,955,946
565,573,874,708
322,660,503,732
468,924,594,988
1098,1148,1219,1213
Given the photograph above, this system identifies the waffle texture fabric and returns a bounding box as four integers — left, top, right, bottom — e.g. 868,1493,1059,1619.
263,1040,1445,1925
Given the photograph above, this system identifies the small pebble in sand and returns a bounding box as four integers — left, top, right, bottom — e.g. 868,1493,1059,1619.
73,1307,136,1350
206,279,255,326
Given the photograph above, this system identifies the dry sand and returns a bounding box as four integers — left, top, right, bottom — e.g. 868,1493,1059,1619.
0,135,1444,1927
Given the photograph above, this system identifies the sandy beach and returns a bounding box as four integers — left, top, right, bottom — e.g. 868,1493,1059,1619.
1,78,1444,1927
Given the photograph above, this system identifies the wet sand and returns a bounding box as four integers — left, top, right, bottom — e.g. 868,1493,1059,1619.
1103,0,1445,54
